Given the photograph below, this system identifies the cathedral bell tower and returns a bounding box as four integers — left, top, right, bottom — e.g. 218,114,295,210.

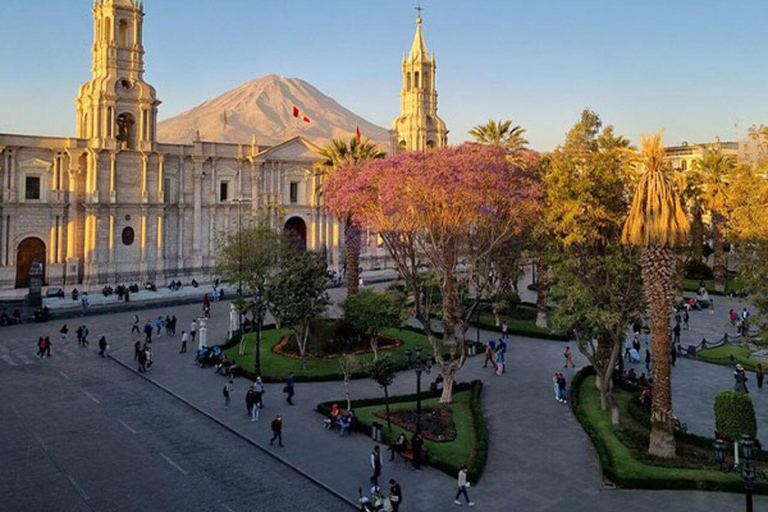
76,0,160,151
390,12,448,154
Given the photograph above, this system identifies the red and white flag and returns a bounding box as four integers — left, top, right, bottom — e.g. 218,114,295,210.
292,106,311,123
356,125,362,144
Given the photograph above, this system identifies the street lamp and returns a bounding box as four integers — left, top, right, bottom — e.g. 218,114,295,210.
714,435,767,512
253,289,266,377
413,345,432,435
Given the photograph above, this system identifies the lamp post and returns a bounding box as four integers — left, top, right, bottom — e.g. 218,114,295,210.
232,197,248,337
413,345,432,435
714,435,767,512
253,289,265,377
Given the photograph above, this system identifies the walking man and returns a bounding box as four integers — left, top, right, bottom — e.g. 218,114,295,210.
131,314,141,334
98,336,108,358
389,479,402,512
410,432,423,472
454,464,475,507
284,373,295,405
673,323,681,345
179,331,188,354
190,319,198,345
252,378,264,422
59,324,68,344
683,309,690,331
370,445,382,488
223,380,233,408
270,415,283,447
144,320,153,343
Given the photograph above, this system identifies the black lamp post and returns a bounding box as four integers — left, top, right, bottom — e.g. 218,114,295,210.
413,345,432,435
714,435,767,512
254,289,266,377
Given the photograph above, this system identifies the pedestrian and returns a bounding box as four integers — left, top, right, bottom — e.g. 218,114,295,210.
165,315,172,336
155,316,164,337
43,337,51,358
81,325,89,346
757,364,765,390
564,345,575,368
178,331,188,354
683,309,690,331
673,323,681,344
453,464,475,507
223,379,233,408
624,335,632,361
284,372,295,405
144,345,153,370
389,479,402,512
483,340,495,369
410,432,423,471
246,388,256,419
552,373,561,402
370,445,382,488
36,337,46,358
137,347,147,373
734,364,749,393
270,414,283,447
501,321,508,340
645,349,651,373
98,336,108,357
131,314,140,334
170,315,177,336
59,324,68,344
558,373,568,403
190,319,198,344
134,340,142,361
253,378,264,421
204,302,211,318
76,325,84,346
495,349,504,376
144,321,153,343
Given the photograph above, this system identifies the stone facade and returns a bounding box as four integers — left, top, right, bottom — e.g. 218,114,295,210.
0,0,395,290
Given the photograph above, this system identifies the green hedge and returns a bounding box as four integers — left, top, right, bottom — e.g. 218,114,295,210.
714,391,757,439
570,367,768,493
317,380,488,482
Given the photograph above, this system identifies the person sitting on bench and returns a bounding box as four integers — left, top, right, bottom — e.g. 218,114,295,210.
389,433,407,461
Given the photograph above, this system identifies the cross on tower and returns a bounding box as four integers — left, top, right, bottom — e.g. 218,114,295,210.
416,4,423,19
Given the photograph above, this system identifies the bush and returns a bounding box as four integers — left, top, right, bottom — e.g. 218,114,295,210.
714,391,757,440
685,260,714,281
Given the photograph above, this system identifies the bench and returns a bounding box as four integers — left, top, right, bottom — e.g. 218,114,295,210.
46,288,65,299
394,439,428,465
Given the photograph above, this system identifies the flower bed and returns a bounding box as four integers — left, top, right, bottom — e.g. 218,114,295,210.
372,405,456,442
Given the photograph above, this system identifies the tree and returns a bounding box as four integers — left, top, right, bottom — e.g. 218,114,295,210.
367,354,397,431
266,250,332,369
469,119,528,164
545,109,642,411
692,145,737,292
341,288,406,360
623,132,690,459
215,218,290,354
339,354,360,411
325,143,542,403
315,137,385,297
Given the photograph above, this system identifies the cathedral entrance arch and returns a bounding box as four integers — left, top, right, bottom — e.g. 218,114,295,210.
15,237,46,288
284,217,307,253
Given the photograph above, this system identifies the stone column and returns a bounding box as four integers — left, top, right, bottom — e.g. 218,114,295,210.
192,158,205,268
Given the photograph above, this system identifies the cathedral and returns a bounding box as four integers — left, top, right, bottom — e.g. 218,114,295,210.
0,0,446,290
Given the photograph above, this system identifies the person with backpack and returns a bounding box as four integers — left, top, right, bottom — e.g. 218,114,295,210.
223,380,233,408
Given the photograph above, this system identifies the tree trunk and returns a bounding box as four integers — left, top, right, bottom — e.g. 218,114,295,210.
712,215,725,293
439,371,455,404
383,385,392,431
343,374,352,411
643,245,677,459
691,205,704,261
345,221,361,297
535,258,548,329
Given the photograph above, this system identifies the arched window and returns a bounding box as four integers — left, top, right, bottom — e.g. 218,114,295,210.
406,72,411,90
104,17,112,42
415,71,420,89
423,71,430,89
118,20,129,47
426,140,436,149
116,113,136,149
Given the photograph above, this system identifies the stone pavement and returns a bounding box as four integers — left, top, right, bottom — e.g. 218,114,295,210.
0,287,765,511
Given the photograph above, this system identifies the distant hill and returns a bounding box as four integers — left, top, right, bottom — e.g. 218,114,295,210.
157,74,390,150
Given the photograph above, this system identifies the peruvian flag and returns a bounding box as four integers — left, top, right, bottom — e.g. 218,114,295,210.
356,125,362,144
292,106,311,123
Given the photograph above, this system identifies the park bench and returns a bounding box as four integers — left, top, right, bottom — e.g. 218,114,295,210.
395,439,428,466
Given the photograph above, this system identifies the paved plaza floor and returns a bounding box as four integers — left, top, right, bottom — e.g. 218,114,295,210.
0,281,765,511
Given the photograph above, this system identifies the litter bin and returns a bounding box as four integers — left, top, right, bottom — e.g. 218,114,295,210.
371,422,382,442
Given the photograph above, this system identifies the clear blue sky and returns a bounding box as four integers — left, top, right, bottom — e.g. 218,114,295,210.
1,0,767,151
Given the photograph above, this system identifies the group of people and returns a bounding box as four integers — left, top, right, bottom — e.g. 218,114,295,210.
482,336,508,375
1,309,22,326
729,307,752,337
552,373,568,403
134,341,154,372
323,403,356,436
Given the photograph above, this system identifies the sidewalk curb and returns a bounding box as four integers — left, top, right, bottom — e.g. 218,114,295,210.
108,355,358,510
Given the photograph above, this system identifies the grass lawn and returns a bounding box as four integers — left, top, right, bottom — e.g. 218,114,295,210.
573,371,768,493
223,327,430,382
683,277,744,295
472,313,568,341
355,391,476,475
697,344,763,372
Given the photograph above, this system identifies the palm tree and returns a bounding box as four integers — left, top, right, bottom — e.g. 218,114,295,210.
622,132,690,459
469,119,528,164
693,146,736,292
315,137,385,296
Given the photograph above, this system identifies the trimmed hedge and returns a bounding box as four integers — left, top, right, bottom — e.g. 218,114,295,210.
317,380,488,482
570,366,768,493
469,316,569,341
714,391,757,439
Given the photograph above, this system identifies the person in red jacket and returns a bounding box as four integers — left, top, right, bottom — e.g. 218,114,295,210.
270,415,283,447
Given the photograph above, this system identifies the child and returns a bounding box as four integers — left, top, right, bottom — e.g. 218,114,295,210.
495,349,504,375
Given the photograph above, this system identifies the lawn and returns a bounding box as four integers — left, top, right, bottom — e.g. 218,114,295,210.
471,313,568,341
572,369,768,493
318,381,488,481
224,327,431,382
683,277,744,296
697,344,763,372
